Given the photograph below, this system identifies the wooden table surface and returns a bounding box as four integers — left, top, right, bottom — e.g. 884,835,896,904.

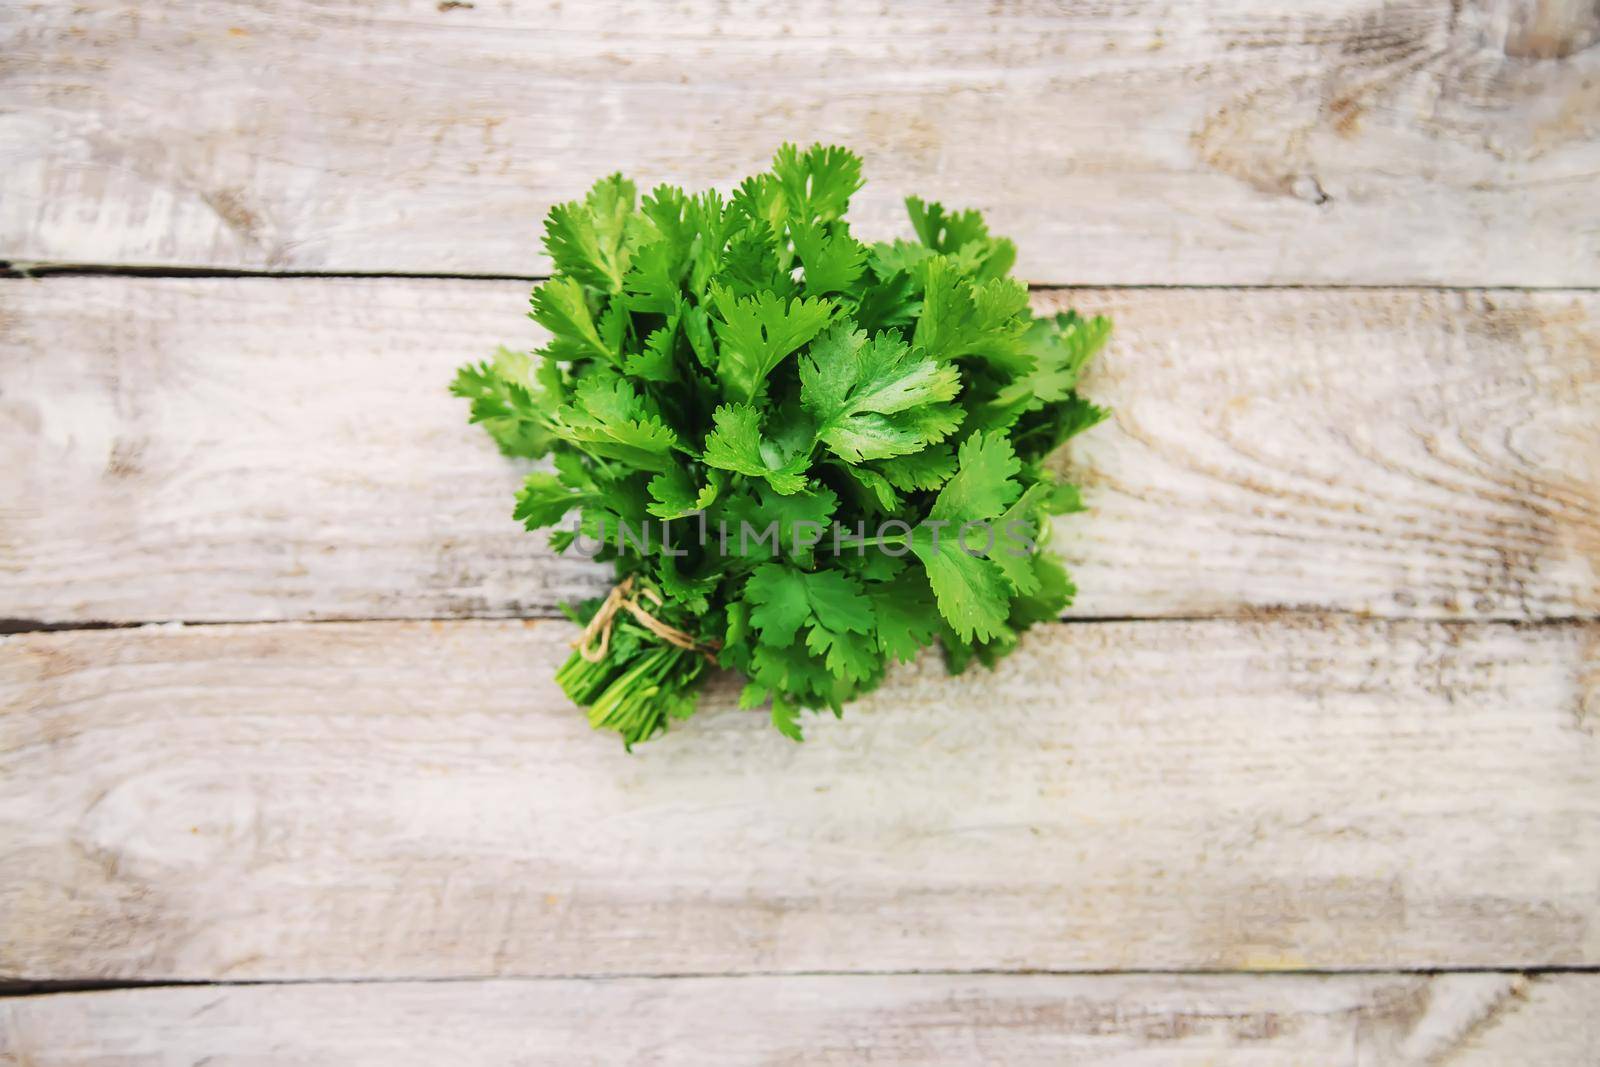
2,1,1597,1063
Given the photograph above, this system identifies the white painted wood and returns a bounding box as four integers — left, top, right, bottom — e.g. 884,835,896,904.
3,973,1596,1065
3,0,1598,283
1,617,1594,980
1,277,1594,624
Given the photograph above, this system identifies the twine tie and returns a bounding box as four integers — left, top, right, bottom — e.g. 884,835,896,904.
573,576,721,663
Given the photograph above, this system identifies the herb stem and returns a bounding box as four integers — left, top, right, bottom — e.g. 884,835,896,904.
849,534,907,549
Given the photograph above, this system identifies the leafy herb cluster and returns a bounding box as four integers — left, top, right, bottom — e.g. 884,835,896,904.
453,145,1109,746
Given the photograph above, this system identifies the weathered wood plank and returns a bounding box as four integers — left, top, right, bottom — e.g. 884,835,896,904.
3,973,1597,1065
1,617,1594,980
2,277,1594,624
4,0,1598,283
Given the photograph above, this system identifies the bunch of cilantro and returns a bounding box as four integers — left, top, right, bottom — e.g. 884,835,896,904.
453,144,1109,747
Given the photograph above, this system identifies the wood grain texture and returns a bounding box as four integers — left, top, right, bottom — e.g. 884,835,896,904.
2,277,1595,625
2,617,1595,981
4,0,1599,283
3,973,1597,1066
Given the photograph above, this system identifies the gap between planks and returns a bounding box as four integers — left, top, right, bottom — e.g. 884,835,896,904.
5,263,1600,293
4,613,1597,638
8,965,1600,997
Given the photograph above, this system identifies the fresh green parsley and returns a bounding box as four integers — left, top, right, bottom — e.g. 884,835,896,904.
454,145,1110,747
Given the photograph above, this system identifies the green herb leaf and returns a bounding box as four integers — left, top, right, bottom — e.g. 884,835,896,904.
544,173,636,293
701,403,811,494
553,376,679,471
708,285,835,403
800,324,963,462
